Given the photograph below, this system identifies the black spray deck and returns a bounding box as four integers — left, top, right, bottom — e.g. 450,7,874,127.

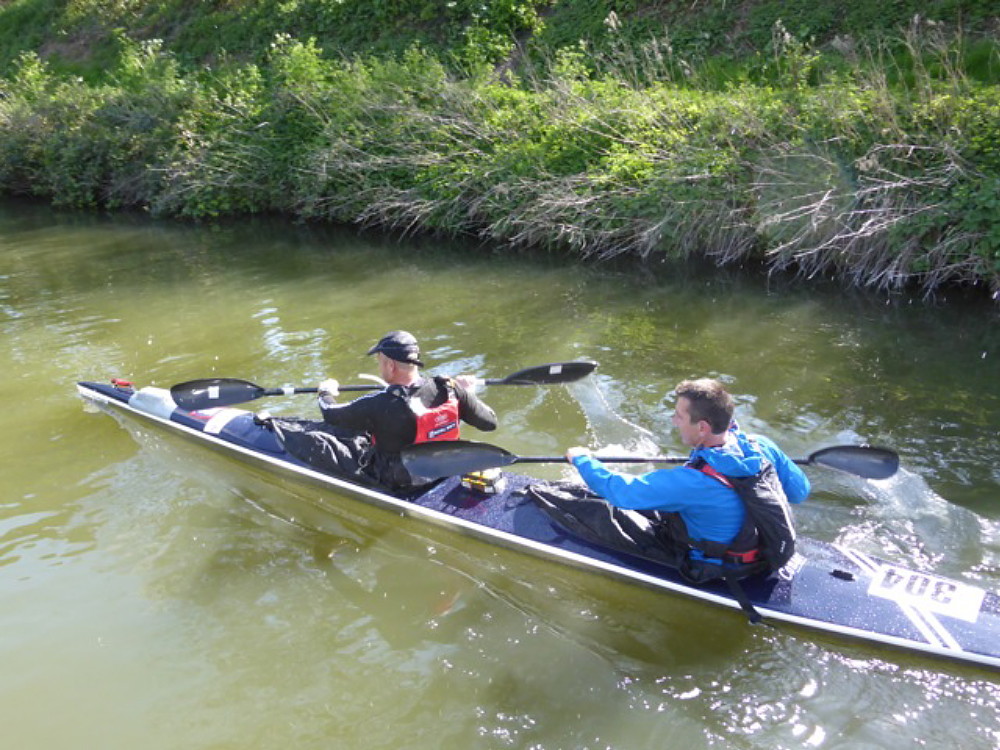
77,380,1000,670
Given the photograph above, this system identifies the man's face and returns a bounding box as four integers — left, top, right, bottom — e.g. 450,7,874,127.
672,396,705,448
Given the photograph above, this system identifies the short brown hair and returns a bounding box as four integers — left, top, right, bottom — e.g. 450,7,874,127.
674,378,734,433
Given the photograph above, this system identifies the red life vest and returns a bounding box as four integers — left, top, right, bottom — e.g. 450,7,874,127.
408,390,460,443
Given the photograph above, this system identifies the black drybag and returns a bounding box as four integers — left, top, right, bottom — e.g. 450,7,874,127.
689,458,796,573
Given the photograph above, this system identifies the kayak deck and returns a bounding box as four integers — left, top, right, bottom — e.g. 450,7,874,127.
76,380,1000,670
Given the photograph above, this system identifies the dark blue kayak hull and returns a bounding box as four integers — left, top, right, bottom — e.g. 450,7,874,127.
76,380,1000,669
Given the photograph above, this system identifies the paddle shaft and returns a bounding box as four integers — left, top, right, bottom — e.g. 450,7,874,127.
170,361,597,411
510,455,678,464
509,456,834,467
262,376,561,397
401,440,900,480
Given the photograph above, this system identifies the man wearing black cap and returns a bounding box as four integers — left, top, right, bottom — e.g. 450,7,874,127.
316,331,498,490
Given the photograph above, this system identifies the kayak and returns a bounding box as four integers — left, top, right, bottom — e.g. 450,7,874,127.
76,379,1000,670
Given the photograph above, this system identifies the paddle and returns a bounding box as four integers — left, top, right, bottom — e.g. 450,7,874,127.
401,440,900,481
169,361,598,411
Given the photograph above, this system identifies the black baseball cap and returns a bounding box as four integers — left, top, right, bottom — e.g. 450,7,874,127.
366,330,424,366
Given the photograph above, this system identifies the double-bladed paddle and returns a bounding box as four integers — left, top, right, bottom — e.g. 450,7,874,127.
170,361,598,411
401,440,900,481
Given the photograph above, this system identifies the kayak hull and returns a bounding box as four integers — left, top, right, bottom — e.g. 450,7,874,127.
76,380,1000,670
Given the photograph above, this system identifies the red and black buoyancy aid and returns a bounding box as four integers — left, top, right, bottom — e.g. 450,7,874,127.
407,377,460,443
686,457,796,571
682,456,797,624
687,459,761,565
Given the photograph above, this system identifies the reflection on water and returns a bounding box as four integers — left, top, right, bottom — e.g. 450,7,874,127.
2,198,999,749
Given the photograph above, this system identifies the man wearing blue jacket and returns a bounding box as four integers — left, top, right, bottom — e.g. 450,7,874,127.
561,378,810,577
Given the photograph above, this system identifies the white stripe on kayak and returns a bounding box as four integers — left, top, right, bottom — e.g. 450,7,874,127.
897,602,948,651
203,408,243,435
909,604,964,652
839,546,880,575
836,545,975,653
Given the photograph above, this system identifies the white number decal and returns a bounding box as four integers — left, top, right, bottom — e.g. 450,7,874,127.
869,566,985,623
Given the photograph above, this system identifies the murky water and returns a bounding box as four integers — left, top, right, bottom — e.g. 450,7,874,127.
2,198,999,748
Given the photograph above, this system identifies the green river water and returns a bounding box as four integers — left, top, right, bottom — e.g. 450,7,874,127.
2,198,999,748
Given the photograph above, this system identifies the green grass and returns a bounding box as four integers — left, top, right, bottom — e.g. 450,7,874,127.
0,0,998,297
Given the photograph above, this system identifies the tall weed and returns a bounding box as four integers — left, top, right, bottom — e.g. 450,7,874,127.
0,15,998,297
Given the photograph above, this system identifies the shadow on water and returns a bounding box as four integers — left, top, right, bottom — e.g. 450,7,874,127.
5,198,1000,749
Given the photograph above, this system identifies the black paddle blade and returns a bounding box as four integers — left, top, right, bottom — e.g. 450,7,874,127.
170,378,266,410
809,445,899,480
401,440,519,479
498,361,597,385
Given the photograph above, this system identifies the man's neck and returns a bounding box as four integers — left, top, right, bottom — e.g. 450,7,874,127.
700,433,728,449
389,372,420,388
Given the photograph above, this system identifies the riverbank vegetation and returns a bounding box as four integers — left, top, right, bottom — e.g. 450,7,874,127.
0,1,998,297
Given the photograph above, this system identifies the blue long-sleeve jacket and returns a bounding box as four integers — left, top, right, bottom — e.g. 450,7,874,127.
571,427,810,546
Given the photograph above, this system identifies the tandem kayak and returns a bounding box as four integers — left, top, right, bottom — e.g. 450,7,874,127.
76,379,1000,670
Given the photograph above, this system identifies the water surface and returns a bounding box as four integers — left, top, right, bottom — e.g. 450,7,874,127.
1,199,999,748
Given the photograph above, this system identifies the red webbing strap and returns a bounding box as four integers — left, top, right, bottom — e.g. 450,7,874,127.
696,460,733,488
687,459,760,564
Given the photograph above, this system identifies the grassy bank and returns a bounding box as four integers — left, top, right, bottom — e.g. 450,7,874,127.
0,1,998,297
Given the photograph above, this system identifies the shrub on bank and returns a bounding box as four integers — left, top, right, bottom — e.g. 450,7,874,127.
0,41,189,208
0,27,997,297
